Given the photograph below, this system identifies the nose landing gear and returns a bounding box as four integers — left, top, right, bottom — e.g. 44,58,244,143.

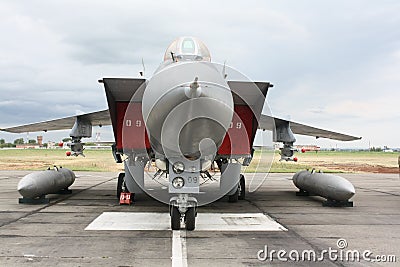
170,194,197,231
185,207,196,231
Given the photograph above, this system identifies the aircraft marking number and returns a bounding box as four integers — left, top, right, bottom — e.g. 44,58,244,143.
125,119,143,127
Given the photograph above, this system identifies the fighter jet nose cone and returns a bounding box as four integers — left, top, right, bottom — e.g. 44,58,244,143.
142,61,233,158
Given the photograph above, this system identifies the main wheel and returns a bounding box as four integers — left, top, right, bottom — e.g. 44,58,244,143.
117,173,125,200
185,207,196,231
228,187,239,203
171,205,181,230
238,174,245,200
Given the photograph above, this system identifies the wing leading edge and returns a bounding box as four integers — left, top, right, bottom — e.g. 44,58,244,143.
1,109,111,134
2,110,361,141
259,114,361,141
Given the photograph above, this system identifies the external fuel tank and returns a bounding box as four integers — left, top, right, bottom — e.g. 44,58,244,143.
293,170,355,202
18,167,75,199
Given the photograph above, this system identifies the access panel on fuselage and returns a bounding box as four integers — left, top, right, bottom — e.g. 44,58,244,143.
116,102,150,150
218,105,254,156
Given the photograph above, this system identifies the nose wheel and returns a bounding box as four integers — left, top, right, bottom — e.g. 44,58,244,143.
185,207,196,231
170,205,181,230
170,195,197,231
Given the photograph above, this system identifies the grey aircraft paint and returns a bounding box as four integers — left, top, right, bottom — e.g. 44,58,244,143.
292,170,355,202
18,167,75,199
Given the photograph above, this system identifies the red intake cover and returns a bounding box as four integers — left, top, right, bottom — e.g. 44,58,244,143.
218,105,253,155
116,102,150,150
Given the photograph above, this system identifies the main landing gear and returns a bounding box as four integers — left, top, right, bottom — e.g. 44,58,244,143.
117,172,134,203
228,174,246,203
117,173,124,199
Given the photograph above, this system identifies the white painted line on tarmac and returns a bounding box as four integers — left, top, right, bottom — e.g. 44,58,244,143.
85,212,287,231
85,212,169,231
172,230,187,267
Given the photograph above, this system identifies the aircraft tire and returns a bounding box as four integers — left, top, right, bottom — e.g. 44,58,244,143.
117,173,125,200
171,205,181,230
185,207,196,231
228,188,239,203
238,174,245,200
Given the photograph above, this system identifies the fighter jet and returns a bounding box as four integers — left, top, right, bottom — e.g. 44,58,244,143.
1,37,361,230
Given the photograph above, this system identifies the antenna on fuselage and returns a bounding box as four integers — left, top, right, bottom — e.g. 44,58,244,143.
139,58,145,77
222,60,227,79
171,52,176,62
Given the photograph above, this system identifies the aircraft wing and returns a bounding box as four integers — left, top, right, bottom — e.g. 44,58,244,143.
1,109,111,133
259,114,361,141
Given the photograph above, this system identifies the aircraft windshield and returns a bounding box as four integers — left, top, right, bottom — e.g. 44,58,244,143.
164,37,211,62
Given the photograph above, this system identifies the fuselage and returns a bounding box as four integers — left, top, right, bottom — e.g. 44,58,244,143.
142,37,234,159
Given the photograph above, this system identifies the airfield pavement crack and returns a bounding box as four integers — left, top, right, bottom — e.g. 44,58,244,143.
355,186,400,197
0,176,117,228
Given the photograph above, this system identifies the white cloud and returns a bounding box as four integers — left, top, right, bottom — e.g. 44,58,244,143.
0,0,399,148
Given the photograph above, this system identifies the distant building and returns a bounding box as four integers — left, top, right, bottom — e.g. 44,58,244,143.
383,146,394,153
47,142,56,148
37,136,43,146
16,136,44,149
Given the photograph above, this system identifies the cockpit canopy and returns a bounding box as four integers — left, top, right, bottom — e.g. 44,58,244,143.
164,37,211,62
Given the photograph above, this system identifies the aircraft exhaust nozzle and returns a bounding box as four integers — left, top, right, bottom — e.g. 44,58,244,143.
18,167,76,199
293,170,355,202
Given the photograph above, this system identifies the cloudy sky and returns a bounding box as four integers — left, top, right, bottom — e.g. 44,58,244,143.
0,0,399,149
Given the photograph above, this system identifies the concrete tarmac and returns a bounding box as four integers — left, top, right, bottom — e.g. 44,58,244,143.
0,171,398,266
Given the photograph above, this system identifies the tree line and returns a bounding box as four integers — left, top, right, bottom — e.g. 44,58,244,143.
0,138,38,148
